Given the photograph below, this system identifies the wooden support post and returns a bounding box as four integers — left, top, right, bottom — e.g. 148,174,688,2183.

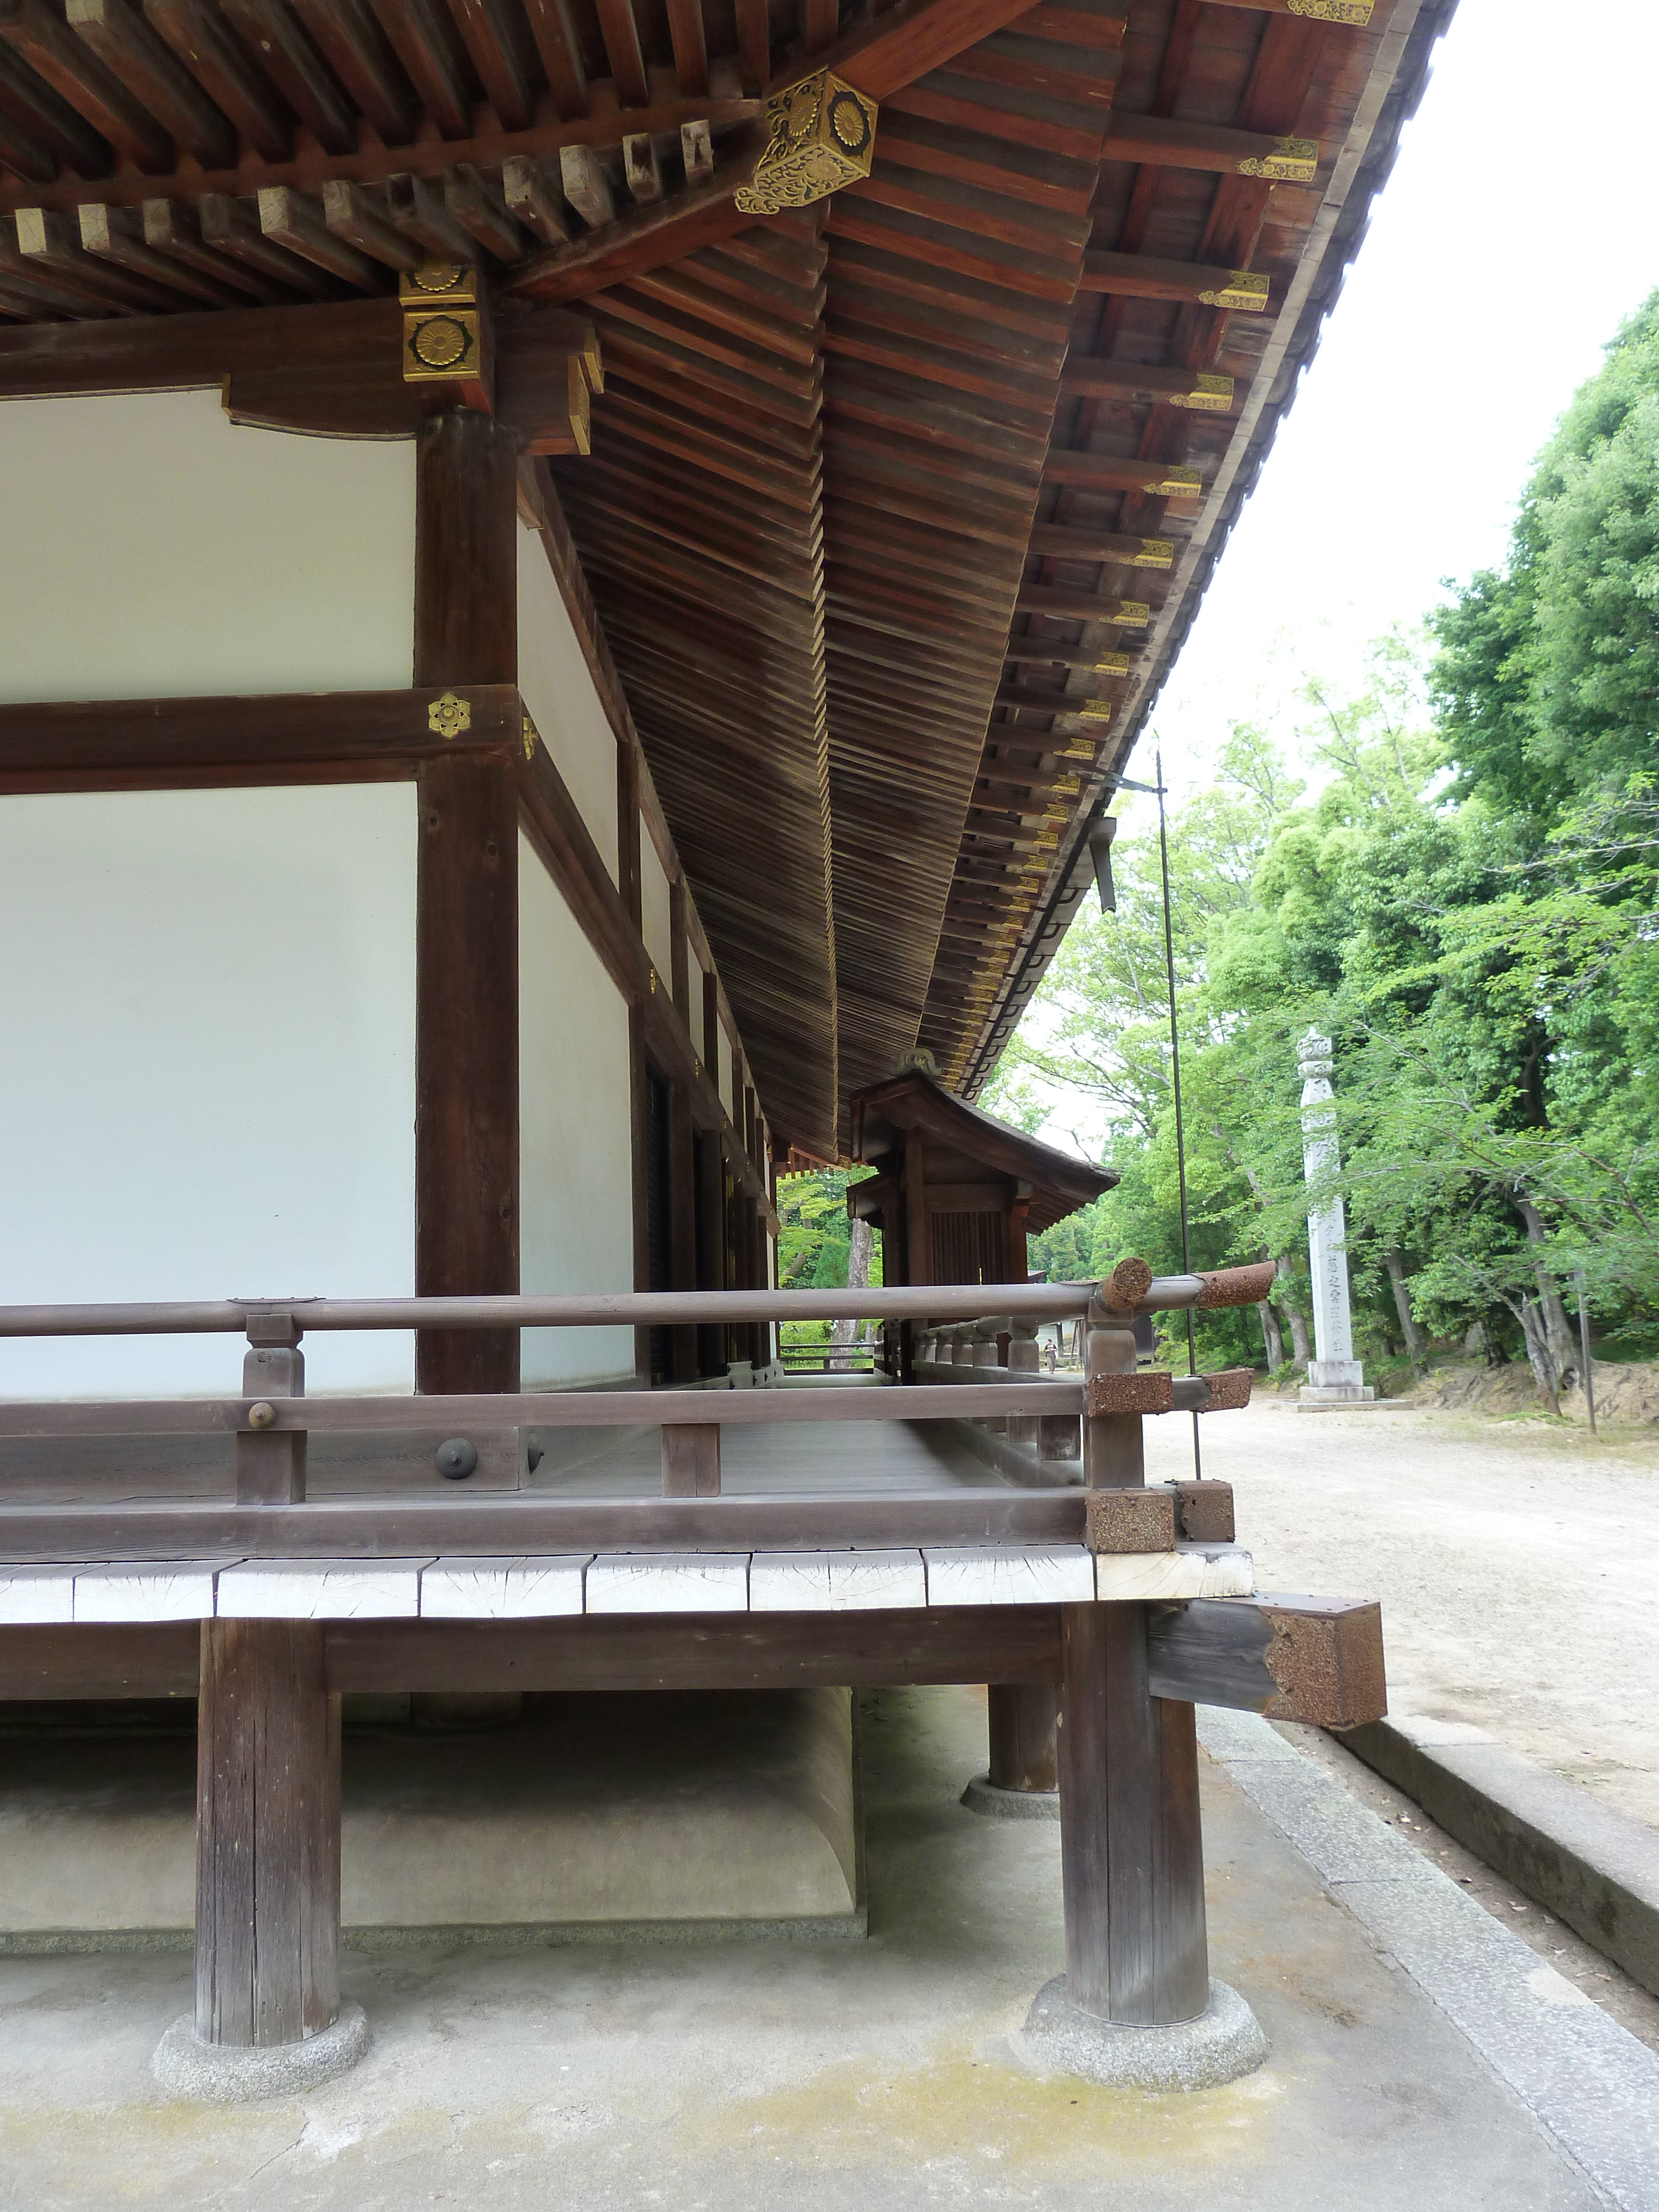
1083,1316,1143,1487
694,1124,725,1379
661,1421,721,1495
195,1618,341,2048
1058,1602,1208,2025
669,875,691,1026
989,1680,1060,1792
669,1078,698,1383
901,1121,928,1379
617,736,641,931
414,408,520,1396
629,1004,651,1384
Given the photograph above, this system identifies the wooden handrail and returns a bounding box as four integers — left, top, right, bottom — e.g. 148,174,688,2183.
0,1263,1274,1339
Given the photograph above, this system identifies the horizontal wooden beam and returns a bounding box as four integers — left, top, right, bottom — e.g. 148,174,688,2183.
1026,525,1175,566
0,685,521,794
1104,113,1318,182
1059,360,1235,411
1146,1596,1387,1729
0,1594,1385,1723
1081,252,1268,313
0,1490,1087,1562
1042,452,1202,497
1016,588,1147,627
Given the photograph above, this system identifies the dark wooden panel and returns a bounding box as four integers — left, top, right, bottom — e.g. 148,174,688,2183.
325,1605,1063,1690
0,1621,200,1697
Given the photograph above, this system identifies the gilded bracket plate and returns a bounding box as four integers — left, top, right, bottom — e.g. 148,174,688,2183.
734,70,878,215
1237,137,1318,182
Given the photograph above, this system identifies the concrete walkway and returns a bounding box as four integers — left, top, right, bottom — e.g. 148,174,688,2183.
1144,1399,1659,1828
1,1683,1651,2210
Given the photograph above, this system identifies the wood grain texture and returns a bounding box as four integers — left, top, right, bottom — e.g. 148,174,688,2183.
195,1618,341,2048
988,1679,1058,1791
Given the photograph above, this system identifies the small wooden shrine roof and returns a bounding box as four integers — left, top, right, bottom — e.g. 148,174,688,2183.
849,1066,1115,1234
0,0,1452,1165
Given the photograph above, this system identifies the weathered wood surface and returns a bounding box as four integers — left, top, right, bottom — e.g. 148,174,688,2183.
195,1618,341,2048
988,1680,1060,1792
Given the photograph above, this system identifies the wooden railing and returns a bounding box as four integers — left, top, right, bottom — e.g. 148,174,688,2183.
0,1263,1274,1557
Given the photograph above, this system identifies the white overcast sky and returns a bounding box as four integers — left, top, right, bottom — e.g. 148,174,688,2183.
1141,0,1659,785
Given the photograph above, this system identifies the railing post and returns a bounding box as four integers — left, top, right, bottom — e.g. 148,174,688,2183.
236,1308,306,1506
661,1422,721,1496
1006,1317,1041,1450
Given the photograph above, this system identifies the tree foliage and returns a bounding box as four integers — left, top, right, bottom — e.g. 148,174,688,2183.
990,296,1659,1396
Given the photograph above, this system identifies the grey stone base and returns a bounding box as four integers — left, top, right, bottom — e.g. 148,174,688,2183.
961,1773,1060,1821
1298,1384,1379,1408
152,2003,370,2103
1021,1976,1267,2090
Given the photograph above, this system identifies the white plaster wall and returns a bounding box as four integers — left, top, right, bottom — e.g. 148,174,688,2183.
517,522,619,883
0,390,414,701
640,830,673,989
519,831,636,1385
0,784,418,1395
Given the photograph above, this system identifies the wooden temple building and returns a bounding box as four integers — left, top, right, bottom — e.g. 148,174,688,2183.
0,0,1440,2098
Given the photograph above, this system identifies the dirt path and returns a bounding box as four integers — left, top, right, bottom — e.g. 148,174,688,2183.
1142,1400,1659,1830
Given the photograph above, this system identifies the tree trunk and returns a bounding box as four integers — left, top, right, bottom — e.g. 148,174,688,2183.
1516,1298,1562,1415
1257,1297,1284,1368
827,1215,873,1366
1273,1258,1312,1366
1511,1195,1578,1384
1384,1250,1427,1368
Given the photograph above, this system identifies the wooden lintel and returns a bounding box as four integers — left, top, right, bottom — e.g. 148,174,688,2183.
1146,1596,1387,1729
0,685,521,794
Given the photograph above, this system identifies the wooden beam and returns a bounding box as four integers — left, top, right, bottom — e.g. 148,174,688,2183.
502,152,569,244
387,165,477,258
413,410,521,1397
1015,589,1147,627
1146,1597,1386,1728
1025,524,1174,566
446,0,534,132
1059,358,1235,411
65,0,237,169
79,198,242,305
520,0,587,120
1042,453,1202,498
258,184,383,288
143,193,286,300
289,0,416,145
1104,113,1317,181
0,0,172,171
445,159,526,259
322,175,423,269
664,0,707,97
369,0,471,138
0,35,112,176
221,0,359,154
1080,251,1268,314
145,0,294,162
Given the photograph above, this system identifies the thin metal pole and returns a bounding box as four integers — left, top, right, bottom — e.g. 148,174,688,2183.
1155,749,1202,1480
1576,1269,1596,1436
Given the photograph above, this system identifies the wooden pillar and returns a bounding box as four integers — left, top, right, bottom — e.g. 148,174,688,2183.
195,1619,341,2049
669,1078,698,1383
989,1681,1060,1792
695,1125,726,1377
1058,1602,1208,2025
414,410,520,1395
629,1004,651,1383
617,734,642,931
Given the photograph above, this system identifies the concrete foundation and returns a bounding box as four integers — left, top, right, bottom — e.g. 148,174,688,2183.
0,1688,862,1945
1021,1974,1267,2090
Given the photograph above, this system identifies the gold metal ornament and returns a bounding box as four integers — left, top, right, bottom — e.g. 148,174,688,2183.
1096,654,1133,676
1237,137,1318,182
1112,603,1151,629
428,692,472,738
1152,466,1202,498
521,714,539,762
1132,539,1175,568
733,70,879,215
1172,373,1234,413
1194,271,1269,312
401,263,485,387
1286,0,1371,20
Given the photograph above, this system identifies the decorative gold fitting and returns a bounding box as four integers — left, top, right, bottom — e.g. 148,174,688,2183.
1286,0,1371,20
1097,654,1132,676
1195,273,1269,312
734,69,878,214
1237,136,1318,182
1152,467,1202,497
1171,373,1234,414
1113,603,1151,629
1133,539,1175,568
247,1401,276,1430
428,692,471,738
521,713,539,762
401,262,487,388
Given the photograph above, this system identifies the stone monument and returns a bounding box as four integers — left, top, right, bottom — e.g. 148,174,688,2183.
1296,1027,1375,1407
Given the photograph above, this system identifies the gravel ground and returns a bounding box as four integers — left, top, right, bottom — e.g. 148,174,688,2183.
1141,1399,1659,1829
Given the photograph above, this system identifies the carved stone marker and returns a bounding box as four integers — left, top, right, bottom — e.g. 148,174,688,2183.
1297,1029,1375,1407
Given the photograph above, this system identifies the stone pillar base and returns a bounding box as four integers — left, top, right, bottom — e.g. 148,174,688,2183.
153,2003,369,2103
960,1772,1060,1820
1021,1976,1266,2091
1297,1384,1378,1408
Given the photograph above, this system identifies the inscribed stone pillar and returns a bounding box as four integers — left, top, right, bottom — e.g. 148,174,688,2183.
1296,1028,1374,1406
